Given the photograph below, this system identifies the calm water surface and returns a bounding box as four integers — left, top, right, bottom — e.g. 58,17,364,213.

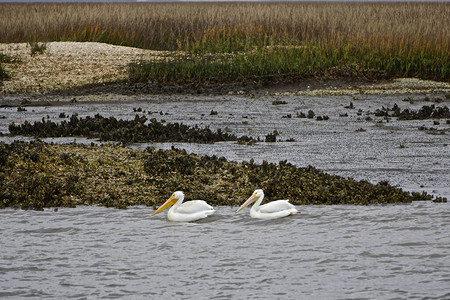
1,202,449,299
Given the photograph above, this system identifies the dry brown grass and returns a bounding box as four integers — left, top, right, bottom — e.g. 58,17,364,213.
1,2,448,52
1,2,449,82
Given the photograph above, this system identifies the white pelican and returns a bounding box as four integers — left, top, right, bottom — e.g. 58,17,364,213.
151,191,215,222
236,189,298,219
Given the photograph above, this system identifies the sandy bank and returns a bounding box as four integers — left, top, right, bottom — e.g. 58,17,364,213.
1,42,449,97
0,42,168,95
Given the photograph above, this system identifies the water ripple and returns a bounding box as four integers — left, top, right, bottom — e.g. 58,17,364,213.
0,202,449,299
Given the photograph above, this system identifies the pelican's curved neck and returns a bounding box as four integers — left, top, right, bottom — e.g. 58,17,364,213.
251,194,264,213
170,195,184,212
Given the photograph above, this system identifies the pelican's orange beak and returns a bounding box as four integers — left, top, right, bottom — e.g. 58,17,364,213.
236,192,259,213
152,194,178,216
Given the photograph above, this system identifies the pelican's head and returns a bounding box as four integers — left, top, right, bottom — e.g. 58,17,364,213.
236,189,264,213
151,191,184,216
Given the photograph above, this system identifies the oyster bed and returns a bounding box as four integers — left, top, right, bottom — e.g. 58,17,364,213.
0,141,436,210
7,104,449,144
8,114,256,144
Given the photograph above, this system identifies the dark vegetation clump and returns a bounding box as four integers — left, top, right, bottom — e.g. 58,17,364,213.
0,53,21,81
374,104,450,120
143,147,442,207
0,62,9,81
0,53,21,64
0,141,445,210
316,115,329,121
8,114,255,144
307,110,315,119
0,53,11,63
28,41,47,56
272,100,287,105
265,130,279,142
0,142,83,209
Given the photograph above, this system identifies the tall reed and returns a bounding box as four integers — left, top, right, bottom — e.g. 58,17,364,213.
2,2,448,51
1,2,449,81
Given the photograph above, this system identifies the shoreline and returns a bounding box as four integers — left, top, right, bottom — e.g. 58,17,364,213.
1,42,449,99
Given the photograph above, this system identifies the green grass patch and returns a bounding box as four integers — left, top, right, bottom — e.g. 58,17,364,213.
0,52,21,63
129,46,343,85
0,62,9,80
129,43,449,85
28,41,47,56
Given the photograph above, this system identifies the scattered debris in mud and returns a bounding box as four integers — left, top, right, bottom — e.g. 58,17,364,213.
0,141,444,210
272,100,287,105
418,126,447,135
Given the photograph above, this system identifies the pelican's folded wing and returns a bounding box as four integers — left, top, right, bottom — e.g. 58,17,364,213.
259,200,295,213
177,200,214,214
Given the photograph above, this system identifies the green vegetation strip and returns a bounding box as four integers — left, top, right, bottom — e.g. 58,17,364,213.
129,45,449,85
0,141,444,210
8,114,254,144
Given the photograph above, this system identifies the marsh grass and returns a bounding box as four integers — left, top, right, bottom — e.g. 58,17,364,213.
1,2,449,83
0,63,8,80
129,43,448,84
1,53,18,63
0,54,10,80
28,41,47,57
129,47,334,84
1,52,22,81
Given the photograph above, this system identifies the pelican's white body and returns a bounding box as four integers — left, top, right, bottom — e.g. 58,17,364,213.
152,191,215,222
237,189,298,219
168,199,215,222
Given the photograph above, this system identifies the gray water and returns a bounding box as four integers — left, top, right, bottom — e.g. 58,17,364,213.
1,202,449,299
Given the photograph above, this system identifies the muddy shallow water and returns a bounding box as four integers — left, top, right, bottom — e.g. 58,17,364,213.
1,202,449,299
1,92,449,199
